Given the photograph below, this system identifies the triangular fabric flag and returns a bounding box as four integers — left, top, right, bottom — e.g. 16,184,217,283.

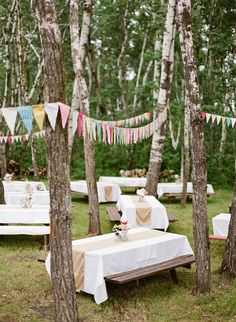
201,112,206,120
216,115,221,125
232,118,236,128
222,116,226,125
206,113,211,123
58,102,70,128
72,111,79,135
32,104,45,130
1,107,17,135
0,137,3,144
17,106,33,133
44,103,59,130
226,117,231,126
211,114,216,124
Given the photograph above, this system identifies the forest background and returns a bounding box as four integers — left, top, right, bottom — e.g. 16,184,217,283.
0,0,235,186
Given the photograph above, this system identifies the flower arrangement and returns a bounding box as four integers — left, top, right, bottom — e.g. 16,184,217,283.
4,173,13,182
112,221,128,241
21,193,32,208
136,188,147,201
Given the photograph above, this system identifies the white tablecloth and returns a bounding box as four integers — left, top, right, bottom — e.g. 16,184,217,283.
157,182,214,197
45,227,193,304
0,205,50,224
3,181,47,193
70,181,121,203
4,191,50,205
99,176,147,188
212,213,230,237
116,195,169,230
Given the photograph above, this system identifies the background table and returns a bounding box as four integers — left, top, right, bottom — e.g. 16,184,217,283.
116,195,169,230
157,182,214,197
212,213,230,237
3,181,47,193
4,191,50,205
99,176,147,188
45,227,193,304
71,180,121,203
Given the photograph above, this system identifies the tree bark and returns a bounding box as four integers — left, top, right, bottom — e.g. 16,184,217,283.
181,89,190,207
34,1,78,321
177,0,210,294
146,0,176,196
70,0,101,235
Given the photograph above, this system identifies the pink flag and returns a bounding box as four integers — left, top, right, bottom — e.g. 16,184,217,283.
58,102,70,128
201,112,206,120
78,113,84,137
211,114,216,123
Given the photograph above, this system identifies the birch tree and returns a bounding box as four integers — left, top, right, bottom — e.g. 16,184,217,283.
146,0,176,196
70,0,101,235
34,0,78,320
177,0,210,294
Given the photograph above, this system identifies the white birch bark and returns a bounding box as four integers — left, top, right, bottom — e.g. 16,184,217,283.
219,92,230,167
177,0,210,294
70,0,101,235
146,0,176,196
117,0,130,110
133,31,148,110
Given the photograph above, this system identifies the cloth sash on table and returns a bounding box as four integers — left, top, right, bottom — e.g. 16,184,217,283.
72,229,164,292
131,196,152,226
104,185,113,201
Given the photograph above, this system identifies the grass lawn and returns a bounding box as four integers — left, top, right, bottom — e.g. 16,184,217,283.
0,188,236,322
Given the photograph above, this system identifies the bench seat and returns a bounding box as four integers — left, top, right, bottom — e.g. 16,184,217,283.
105,254,195,284
106,207,177,223
0,225,50,235
209,234,226,241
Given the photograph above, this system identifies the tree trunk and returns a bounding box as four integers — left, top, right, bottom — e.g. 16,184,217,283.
70,0,101,235
219,92,230,169
0,180,5,204
220,182,236,277
34,1,78,321
146,0,176,196
177,0,210,294
181,89,190,207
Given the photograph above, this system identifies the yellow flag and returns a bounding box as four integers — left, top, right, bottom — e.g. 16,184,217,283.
32,104,45,130
222,116,226,125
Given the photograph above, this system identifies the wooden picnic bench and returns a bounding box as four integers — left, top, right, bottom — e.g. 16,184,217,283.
0,209,50,250
162,192,214,201
209,234,226,241
106,207,177,223
105,254,195,285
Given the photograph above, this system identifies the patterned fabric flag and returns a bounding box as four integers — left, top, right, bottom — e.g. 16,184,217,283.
72,111,79,135
211,114,216,124
32,104,45,130
44,103,59,130
1,107,18,135
58,102,70,128
206,113,211,123
232,118,236,128
226,117,231,126
17,106,33,133
222,116,226,125
216,115,221,125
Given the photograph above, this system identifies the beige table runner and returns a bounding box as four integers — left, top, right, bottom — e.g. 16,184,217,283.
104,186,113,201
130,196,152,226
72,229,164,292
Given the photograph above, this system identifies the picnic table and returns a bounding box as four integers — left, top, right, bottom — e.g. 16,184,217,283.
3,181,46,193
116,195,169,230
70,180,121,203
45,227,194,304
99,176,147,188
157,182,214,198
212,213,230,237
4,191,50,205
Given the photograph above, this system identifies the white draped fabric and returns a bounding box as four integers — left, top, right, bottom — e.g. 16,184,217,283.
45,227,193,304
157,182,214,197
212,213,230,237
99,176,147,188
116,195,169,230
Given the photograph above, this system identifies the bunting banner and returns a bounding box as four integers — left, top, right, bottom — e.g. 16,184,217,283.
58,102,70,128
103,111,151,127
44,103,59,130
0,130,45,144
202,112,236,128
77,110,167,145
